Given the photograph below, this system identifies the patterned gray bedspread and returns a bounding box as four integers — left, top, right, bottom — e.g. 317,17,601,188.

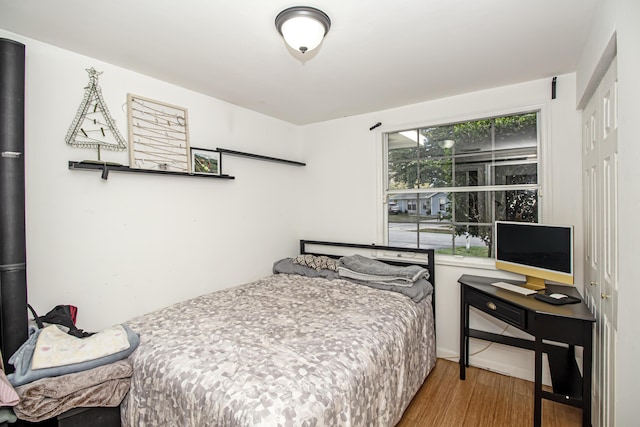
121,273,436,426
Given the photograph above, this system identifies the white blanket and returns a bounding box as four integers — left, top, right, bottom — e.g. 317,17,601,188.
32,325,130,370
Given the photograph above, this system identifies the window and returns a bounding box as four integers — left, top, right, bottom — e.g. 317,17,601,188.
385,111,539,257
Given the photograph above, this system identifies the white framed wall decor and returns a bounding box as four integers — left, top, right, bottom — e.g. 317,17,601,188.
127,94,191,172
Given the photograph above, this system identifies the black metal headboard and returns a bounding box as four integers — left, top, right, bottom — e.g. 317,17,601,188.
299,240,436,318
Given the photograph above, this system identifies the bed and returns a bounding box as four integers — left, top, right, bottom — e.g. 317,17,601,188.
121,241,436,426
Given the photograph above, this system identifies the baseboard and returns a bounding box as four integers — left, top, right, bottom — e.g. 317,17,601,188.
436,346,553,386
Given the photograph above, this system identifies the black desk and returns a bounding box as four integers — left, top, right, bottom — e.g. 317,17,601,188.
458,274,595,427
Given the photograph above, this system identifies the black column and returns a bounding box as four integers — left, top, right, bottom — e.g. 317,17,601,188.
0,38,27,371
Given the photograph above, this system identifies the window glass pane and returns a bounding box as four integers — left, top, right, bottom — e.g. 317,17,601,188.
451,189,539,224
388,194,420,248
418,158,453,188
387,214,492,258
388,131,419,189
421,113,537,188
494,189,539,222
453,191,493,224
386,188,538,255
388,134,417,161
452,119,492,155
494,112,537,148
439,224,493,257
419,126,455,158
385,111,540,258
388,160,418,189
493,162,537,185
388,193,455,249
455,160,487,187
421,222,456,253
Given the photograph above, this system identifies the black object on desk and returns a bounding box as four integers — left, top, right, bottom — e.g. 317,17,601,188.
534,292,582,305
458,274,595,427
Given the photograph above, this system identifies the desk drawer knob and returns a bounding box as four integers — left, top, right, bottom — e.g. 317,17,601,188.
486,302,497,311
590,281,597,286
601,293,610,300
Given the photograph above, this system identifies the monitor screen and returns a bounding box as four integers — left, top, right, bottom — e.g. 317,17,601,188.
495,221,573,288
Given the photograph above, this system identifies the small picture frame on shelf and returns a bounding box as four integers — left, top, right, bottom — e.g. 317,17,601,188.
190,148,221,175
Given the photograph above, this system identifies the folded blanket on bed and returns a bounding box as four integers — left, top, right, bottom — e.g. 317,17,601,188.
340,254,429,279
338,254,429,286
273,257,433,302
337,267,416,287
347,276,433,302
8,324,139,387
13,359,132,422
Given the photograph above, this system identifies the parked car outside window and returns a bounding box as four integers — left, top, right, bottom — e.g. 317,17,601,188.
388,202,401,214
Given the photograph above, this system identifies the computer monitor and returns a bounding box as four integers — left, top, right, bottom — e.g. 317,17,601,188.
494,221,574,290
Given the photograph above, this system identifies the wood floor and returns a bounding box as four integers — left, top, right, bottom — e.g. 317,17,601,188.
397,359,583,427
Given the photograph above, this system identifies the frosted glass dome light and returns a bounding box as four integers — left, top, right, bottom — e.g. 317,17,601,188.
438,139,456,149
275,6,331,54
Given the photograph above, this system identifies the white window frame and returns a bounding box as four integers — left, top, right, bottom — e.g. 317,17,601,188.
379,104,550,267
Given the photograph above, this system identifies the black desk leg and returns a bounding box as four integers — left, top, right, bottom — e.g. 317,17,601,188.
582,324,593,427
459,285,467,380
464,302,469,367
534,334,543,427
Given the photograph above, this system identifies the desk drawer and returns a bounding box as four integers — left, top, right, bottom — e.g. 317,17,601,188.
467,290,527,329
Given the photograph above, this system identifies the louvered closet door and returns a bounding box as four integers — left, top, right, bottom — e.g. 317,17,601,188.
582,57,618,427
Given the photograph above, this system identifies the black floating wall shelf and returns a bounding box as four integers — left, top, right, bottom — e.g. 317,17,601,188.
216,148,306,166
68,161,235,181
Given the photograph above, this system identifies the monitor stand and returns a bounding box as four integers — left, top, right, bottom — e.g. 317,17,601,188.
524,276,546,291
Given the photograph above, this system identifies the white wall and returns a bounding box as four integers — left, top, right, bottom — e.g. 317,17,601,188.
576,0,640,423
1,29,305,331
299,74,583,382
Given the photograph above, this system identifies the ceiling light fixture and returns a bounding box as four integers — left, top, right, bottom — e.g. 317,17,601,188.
275,6,331,54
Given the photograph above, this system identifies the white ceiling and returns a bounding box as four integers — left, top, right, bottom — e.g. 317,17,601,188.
0,0,597,125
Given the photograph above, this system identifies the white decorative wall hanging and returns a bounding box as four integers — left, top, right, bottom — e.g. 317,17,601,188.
127,94,190,173
65,68,127,160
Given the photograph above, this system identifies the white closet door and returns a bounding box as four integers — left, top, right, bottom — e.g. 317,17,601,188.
582,80,600,424
582,57,617,427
